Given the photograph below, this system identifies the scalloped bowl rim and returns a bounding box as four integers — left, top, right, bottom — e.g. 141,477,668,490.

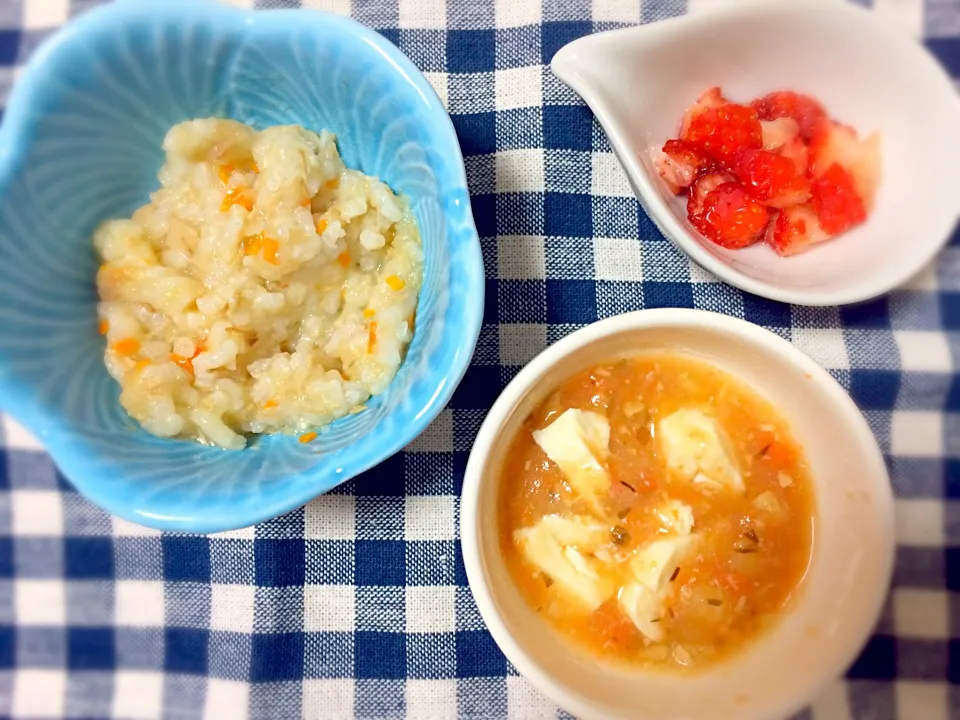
0,0,484,532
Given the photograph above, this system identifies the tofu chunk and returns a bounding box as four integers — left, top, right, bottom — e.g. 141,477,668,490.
515,514,615,611
533,409,611,513
658,409,744,494
618,535,696,641
652,500,695,536
628,536,694,595
538,513,610,548
618,582,664,641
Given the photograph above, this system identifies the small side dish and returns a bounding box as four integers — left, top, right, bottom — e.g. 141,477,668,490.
499,354,815,670
654,88,881,256
95,119,423,449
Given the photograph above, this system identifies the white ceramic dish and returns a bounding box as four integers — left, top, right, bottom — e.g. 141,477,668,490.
461,309,894,720
551,0,960,306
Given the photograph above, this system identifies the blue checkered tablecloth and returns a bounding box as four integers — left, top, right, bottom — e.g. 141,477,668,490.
1,0,959,718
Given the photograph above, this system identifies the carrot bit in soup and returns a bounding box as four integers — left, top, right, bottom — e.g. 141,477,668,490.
363,308,376,319
368,321,378,353
112,338,140,356
98,320,109,335
250,161,259,174
134,359,151,372
299,431,317,444
760,436,796,468
385,275,405,291
316,218,329,235
263,399,278,410
221,187,254,212
301,197,313,208
324,178,339,190
337,251,350,268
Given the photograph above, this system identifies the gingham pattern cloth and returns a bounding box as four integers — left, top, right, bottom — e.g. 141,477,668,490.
0,0,958,718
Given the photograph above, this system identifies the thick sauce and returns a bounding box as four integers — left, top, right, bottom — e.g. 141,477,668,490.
498,354,815,670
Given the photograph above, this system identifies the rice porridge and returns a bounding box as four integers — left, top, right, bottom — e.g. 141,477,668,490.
95,118,423,449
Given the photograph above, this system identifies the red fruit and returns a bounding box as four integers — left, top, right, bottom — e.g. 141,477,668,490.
765,204,833,256
692,182,771,249
779,136,809,176
653,139,710,194
679,86,729,138
808,119,882,209
811,163,867,234
752,91,826,140
687,170,736,219
734,149,811,208
683,103,763,164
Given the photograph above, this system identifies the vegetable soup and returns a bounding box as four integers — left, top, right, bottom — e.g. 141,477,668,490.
498,354,815,670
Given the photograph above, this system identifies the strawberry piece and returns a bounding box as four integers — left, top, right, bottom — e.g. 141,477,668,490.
687,170,736,219
808,119,882,209
683,103,762,165
653,139,710,193
765,204,833,256
779,136,809,176
679,86,729,138
760,117,800,151
692,182,771,249
811,163,867,234
752,91,826,141
734,149,811,208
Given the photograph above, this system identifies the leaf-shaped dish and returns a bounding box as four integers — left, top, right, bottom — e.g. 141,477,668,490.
552,0,960,305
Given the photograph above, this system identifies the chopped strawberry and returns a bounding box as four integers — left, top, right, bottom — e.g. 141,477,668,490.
811,163,867,234
687,170,736,219
808,119,881,209
779,136,809,176
658,86,881,257
760,117,800,151
734,149,811,208
679,86,729,138
752,91,826,141
765,204,833,256
692,182,771,249
683,103,763,165
653,139,710,193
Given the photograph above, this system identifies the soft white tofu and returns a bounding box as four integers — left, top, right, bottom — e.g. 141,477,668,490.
658,408,744,494
652,500,695,536
514,514,615,611
617,535,696,641
628,536,694,594
533,408,611,513
618,582,664,641
538,513,609,548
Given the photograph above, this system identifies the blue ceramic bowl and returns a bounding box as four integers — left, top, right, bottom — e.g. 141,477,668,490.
0,0,483,532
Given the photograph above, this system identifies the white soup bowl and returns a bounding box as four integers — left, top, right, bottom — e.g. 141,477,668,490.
461,309,894,720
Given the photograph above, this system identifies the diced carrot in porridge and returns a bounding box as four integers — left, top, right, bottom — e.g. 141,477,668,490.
93,118,423,449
